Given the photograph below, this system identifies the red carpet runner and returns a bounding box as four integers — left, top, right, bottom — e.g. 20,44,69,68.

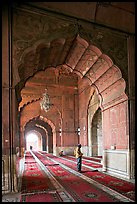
20,152,62,202
21,191,62,202
34,151,120,202
43,152,135,201
20,151,135,202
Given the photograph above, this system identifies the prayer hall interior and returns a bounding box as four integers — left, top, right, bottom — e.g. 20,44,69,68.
2,2,135,202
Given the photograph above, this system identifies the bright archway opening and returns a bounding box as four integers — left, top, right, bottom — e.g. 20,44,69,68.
26,131,42,151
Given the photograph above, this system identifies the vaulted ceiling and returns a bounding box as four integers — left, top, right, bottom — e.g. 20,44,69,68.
12,3,133,133
18,34,125,113
13,3,130,106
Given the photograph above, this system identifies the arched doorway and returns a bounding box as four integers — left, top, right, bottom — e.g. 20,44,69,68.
91,108,102,157
88,90,102,157
23,116,54,153
25,131,42,151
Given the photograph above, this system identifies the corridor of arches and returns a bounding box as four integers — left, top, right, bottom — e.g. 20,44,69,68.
2,2,135,202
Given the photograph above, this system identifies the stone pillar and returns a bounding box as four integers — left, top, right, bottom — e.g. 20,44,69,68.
2,4,11,194
127,35,135,179
2,4,18,193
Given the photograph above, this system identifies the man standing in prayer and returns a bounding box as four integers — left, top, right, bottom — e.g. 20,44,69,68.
75,144,83,172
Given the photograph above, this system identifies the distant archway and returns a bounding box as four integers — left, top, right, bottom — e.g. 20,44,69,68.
25,130,42,151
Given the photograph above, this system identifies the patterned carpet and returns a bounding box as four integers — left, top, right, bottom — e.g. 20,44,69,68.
20,151,135,202
34,151,135,202
21,191,62,202
21,162,55,194
43,152,135,201
42,162,119,202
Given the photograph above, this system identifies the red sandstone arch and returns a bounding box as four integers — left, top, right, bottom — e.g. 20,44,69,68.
18,35,127,111
20,97,61,131
19,34,128,156
24,116,56,153
20,99,61,153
